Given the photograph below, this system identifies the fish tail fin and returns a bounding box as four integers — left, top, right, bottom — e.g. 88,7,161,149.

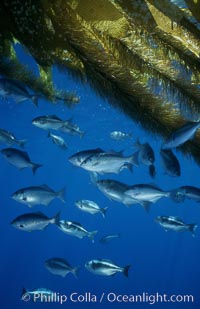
58,187,66,203
149,164,156,178
189,224,198,237
32,163,42,175
169,189,185,203
123,265,131,278
89,230,98,242
72,266,80,278
31,95,38,106
52,211,61,225
130,151,139,167
18,139,27,148
101,207,108,218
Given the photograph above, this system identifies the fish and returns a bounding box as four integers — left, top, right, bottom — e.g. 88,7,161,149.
75,200,108,218
47,132,67,149
57,220,98,242
0,128,26,148
124,184,170,211
12,185,66,207
0,78,38,106
21,288,54,302
134,138,155,178
96,179,137,206
162,121,200,149
171,186,200,203
110,131,132,141
11,211,60,232
155,216,197,236
160,149,180,177
32,115,65,131
60,119,85,138
1,147,42,174
45,258,79,278
71,149,139,174
68,148,104,166
85,259,130,277
99,234,120,244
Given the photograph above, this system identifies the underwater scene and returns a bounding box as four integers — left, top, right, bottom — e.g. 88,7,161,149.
0,0,200,308
0,43,200,309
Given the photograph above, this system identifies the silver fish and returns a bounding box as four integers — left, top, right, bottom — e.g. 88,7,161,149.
60,119,85,138
171,186,200,203
160,149,180,177
124,184,170,211
134,138,155,178
57,220,98,242
74,150,139,174
22,288,54,302
96,179,137,206
110,131,132,141
1,147,42,174
45,258,79,278
75,200,108,218
85,259,130,277
68,148,104,166
181,186,200,202
155,216,197,236
0,128,26,148
11,211,60,232
162,121,200,149
12,185,66,207
47,132,67,149
32,115,65,131
0,78,38,106
99,234,120,244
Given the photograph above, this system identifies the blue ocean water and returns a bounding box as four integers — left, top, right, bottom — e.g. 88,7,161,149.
0,45,200,309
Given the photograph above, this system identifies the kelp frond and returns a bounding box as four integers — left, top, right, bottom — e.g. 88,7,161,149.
0,0,200,163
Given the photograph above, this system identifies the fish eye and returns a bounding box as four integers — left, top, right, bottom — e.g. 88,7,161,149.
20,224,24,228
22,197,27,201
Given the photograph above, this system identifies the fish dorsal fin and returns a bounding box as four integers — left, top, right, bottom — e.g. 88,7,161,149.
40,184,53,191
109,149,123,155
94,148,104,152
50,115,62,120
35,211,46,216
56,258,68,264
148,183,161,190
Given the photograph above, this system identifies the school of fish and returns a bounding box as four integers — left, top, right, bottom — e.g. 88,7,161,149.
0,77,199,295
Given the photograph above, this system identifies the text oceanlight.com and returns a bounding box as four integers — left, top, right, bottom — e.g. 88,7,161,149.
22,292,195,305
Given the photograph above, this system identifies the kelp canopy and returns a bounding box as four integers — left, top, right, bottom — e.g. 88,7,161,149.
0,0,200,162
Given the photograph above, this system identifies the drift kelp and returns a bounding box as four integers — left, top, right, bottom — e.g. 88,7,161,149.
0,1,200,163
